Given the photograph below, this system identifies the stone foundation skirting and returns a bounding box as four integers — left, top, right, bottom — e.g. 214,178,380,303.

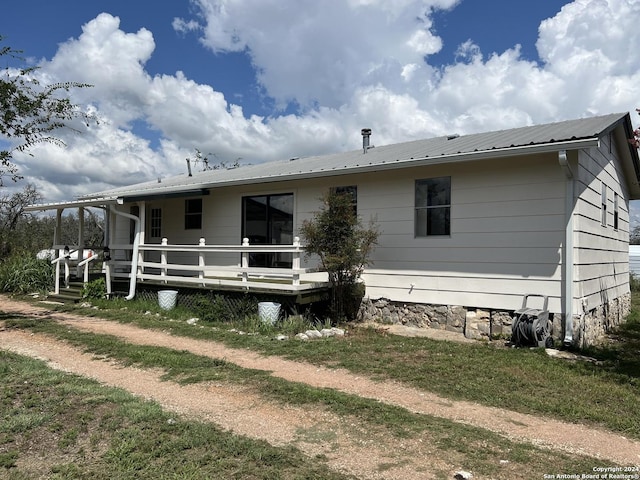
570,292,631,348
357,294,631,346
356,298,516,341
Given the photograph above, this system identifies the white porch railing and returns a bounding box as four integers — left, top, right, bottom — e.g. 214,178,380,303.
105,236,325,293
50,246,99,294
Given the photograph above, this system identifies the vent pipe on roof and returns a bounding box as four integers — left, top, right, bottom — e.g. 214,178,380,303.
186,159,193,177
361,128,372,153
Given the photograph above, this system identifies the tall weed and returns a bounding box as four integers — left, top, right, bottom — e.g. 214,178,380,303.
0,253,54,293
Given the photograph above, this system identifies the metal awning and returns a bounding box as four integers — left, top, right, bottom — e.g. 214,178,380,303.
24,196,119,212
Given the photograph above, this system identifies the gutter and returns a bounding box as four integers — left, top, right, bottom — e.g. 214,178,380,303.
110,206,140,300
558,150,574,345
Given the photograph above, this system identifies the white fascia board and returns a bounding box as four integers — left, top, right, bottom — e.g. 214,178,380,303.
24,197,119,212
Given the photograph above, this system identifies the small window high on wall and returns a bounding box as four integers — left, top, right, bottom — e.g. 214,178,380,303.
601,182,607,227
614,192,619,230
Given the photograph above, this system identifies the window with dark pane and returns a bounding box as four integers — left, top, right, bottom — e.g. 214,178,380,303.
415,177,450,236
242,193,294,267
150,207,162,239
185,198,202,230
332,185,357,216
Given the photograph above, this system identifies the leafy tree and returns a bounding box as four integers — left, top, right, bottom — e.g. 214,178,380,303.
629,110,640,244
630,108,640,149
0,183,41,255
300,190,379,322
0,185,104,257
631,225,640,245
0,37,94,185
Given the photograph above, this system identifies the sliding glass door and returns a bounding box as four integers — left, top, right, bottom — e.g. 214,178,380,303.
242,193,294,267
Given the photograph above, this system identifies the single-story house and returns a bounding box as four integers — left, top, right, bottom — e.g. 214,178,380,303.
27,112,640,347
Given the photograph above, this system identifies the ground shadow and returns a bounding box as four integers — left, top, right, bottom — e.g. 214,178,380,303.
579,311,640,380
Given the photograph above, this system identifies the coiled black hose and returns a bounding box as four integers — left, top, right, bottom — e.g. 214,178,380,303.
511,309,551,347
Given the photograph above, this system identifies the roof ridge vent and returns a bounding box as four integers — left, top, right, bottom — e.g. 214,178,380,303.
447,134,460,140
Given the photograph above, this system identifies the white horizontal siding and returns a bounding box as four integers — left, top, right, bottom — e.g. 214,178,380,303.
123,152,569,314
355,154,566,312
574,142,631,309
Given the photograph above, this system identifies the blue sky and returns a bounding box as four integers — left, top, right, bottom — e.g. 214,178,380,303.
1,0,640,219
3,0,568,118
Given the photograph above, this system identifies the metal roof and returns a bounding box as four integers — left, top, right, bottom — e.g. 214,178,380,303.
24,196,119,212
27,112,638,210
78,112,634,201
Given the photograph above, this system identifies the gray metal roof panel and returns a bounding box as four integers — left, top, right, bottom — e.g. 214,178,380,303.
80,112,630,201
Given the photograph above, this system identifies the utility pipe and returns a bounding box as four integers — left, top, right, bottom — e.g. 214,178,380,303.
558,150,574,345
110,206,140,300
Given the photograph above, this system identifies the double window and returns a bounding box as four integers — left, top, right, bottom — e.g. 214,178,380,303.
415,177,451,236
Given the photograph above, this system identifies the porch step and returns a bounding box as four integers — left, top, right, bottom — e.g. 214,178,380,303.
47,281,84,304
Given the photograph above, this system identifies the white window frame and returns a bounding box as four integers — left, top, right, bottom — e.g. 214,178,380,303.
150,207,162,239
601,182,607,227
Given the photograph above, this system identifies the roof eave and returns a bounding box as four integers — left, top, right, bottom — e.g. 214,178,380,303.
101,138,601,202
24,197,119,212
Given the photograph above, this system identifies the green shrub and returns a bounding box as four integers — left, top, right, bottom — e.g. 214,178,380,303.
82,278,106,299
300,189,378,322
0,253,54,294
631,273,640,292
192,294,233,323
192,294,261,324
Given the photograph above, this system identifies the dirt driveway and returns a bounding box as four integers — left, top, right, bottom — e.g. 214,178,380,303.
1,295,640,479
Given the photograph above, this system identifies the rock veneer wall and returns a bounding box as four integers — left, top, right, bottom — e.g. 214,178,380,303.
570,292,630,348
356,298,514,341
357,295,631,346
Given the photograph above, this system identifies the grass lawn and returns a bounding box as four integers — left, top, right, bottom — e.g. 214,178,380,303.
35,291,640,439
0,350,351,480
1,292,639,477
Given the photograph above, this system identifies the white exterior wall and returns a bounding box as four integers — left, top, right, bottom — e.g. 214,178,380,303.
574,134,631,313
117,153,570,313
352,155,566,314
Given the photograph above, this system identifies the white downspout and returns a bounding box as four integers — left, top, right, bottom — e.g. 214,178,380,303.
110,206,140,300
558,150,574,345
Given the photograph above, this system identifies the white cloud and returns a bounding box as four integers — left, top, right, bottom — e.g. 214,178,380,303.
187,0,460,108
5,0,640,220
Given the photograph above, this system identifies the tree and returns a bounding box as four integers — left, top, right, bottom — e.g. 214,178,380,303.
0,38,94,185
185,148,241,174
300,190,379,322
0,186,104,258
0,183,42,255
631,225,640,245
630,109,640,149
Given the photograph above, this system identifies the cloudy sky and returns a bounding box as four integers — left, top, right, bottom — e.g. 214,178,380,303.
2,0,640,218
